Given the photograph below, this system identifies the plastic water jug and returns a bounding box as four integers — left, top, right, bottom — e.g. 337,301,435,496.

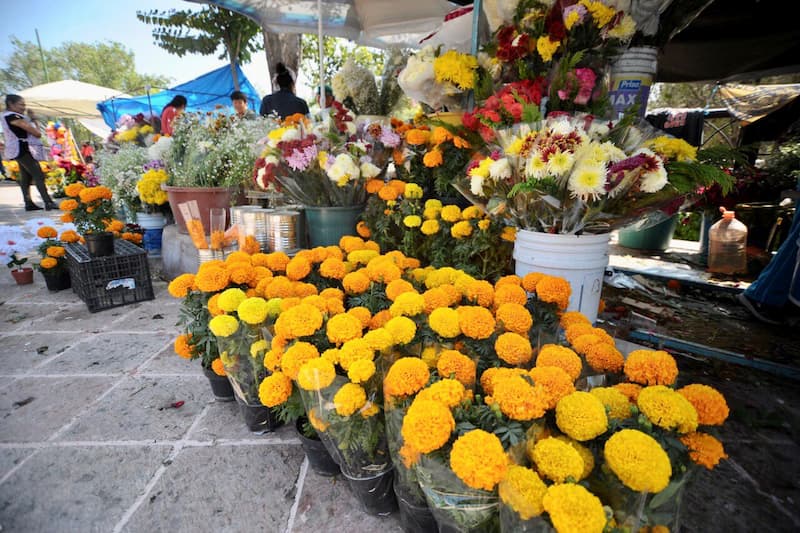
708,207,748,275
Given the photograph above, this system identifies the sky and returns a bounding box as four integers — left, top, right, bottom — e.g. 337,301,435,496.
0,0,276,98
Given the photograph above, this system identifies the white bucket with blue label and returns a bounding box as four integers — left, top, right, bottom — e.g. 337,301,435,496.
609,46,658,118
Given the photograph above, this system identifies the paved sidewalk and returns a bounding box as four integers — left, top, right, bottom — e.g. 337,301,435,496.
1,181,798,532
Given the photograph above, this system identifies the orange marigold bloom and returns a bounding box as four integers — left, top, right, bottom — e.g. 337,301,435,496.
64,182,85,197
195,265,230,293
60,212,74,223
536,344,582,381
564,323,594,344
59,230,80,243
480,367,526,396
228,263,256,286
492,374,549,421
280,341,320,380
46,245,66,258
385,357,431,398
356,220,371,238
168,273,196,298
211,358,226,376
495,302,533,336
583,341,625,373
678,384,729,426
369,309,392,330
495,275,522,288
174,334,194,359
521,272,545,292
343,271,371,294
453,136,470,149
405,128,431,145
437,349,476,386
386,279,415,301
457,306,496,340
37,226,58,238
464,279,494,307
423,148,443,167
571,333,604,355
494,283,527,308
265,252,291,272
347,306,372,329
273,303,324,339
378,185,399,201
450,430,508,491
388,179,408,196
529,366,575,409
495,332,533,366
365,178,384,194
624,350,679,386
613,382,642,402
535,276,571,310
680,432,728,469
285,255,312,281
402,399,455,453
40,257,58,269
559,311,591,329
431,126,453,145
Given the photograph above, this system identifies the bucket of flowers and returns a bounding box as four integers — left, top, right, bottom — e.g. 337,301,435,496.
33,225,80,291
58,183,121,257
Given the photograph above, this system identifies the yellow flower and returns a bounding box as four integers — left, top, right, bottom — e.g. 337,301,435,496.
437,350,476,386
347,358,376,384
217,288,247,313
338,338,374,371
528,366,575,409
440,205,462,222
208,315,239,338
604,429,672,493
362,327,394,351
333,383,367,416
536,344,582,381
273,303,324,339
680,432,728,469
326,313,364,345
532,437,584,483
236,297,269,325
296,358,336,391
385,357,430,398
449,429,508,491
389,291,426,317
415,378,465,408
637,385,699,434
281,341,320,380
492,374,548,421
541,484,606,533
536,36,560,62
450,220,473,239
384,316,417,345
404,183,424,198
259,371,293,407
385,279,415,301
678,383,729,426
552,435,595,480
555,391,608,441
457,306,496,339
402,398,455,453
403,215,422,228
428,307,461,338
495,332,533,366
624,349,679,386
308,407,329,432
433,49,477,90
250,339,268,358
589,387,632,420
498,465,547,520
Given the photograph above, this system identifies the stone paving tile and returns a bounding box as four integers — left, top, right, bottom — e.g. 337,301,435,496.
36,333,170,375
0,448,33,480
188,400,297,442
105,297,181,333
26,303,130,333
140,345,204,375
0,302,73,333
0,445,171,533
0,331,83,374
0,376,116,442
122,444,304,533
291,468,403,533
56,375,209,442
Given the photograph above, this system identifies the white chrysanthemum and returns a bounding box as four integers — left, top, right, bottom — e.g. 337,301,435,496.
608,14,636,40
470,175,485,196
586,120,610,139
360,161,381,179
575,142,609,166
568,163,607,200
547,150,575,176
489,158,512,180
599,141,627,163
263,155,279,166
640,163,668,192
280,128,301,143
526,154,548,179
327,153,360,184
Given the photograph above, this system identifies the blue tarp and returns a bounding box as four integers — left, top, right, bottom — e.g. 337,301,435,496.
96,63,261,129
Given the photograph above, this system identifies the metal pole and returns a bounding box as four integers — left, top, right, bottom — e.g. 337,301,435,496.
35,29,50,83
145,85,154,124
318,0,325,110
466,0,483,112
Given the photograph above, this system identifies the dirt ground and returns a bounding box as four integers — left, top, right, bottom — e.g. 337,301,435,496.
600,277,800,531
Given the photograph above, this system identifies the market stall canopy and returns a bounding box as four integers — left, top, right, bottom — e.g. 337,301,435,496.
96,63,259,129
18,80,129,119
186,0,466,48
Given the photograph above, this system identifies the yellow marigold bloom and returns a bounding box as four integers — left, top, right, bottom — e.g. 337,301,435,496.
477,219,490,231
536,344,582,381
638,385,699,434
37,226,58,239
437,350,476,386
495,275,522,288
583,341,625,373
494,302,532,336
422,205,441,220
532,436,585,483
236,297,269,325
281,341,320,380
528,366,575,409
259,371,292,407
390,291,426,317
361,327,393,352
416,378,465,408
624,349,679,386
384,316,417,345
556,391,608,441
217,288,247,313
494,284,527,308
559,311,590,330
402,399,455,453
450,429,508,491
423,148,443,168
457,305,496,339
209,315,239,337
360,400,380,418
296,358,336,391
541,483,606,533
501,226,517,242
174,333,194,359
428,307,461,338
326,311,363,345
535,276,571,310
424,199,442,210
419,219,440,236
250,339,269,358
464,280,494,307
207,293,224,317
195,265,230,293
440,205,461,223
341,271,370,294
604,429,672,493
347,358,376,384
369,309,392,330
338,338,374,371
678,383,729,426
552,435,595,480
211,358,226,376
499,465,547,520
405,128,431,145
680,432,728,469
613,382,642,402
273,303,323,340
495,332,533,366
590,387,632,420
167,274,195,298
480,367,516,396
385,357,430,398
307,406,329,432
492,374,548,421
385,279,414,301
420,344,441,368
404,183,424,199
333,382,367,416
461,206,481,220
645,136,698,163
449,220,471,239
320,348,340,365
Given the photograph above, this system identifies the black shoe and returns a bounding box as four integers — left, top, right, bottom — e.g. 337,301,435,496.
44,202,58,211
25,204,43,211
737,293,784,325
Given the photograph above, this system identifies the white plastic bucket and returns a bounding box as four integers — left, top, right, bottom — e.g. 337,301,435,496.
513,230,610,323
609,46,658,118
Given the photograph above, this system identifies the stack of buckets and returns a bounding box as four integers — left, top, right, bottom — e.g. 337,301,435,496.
609,46,658,118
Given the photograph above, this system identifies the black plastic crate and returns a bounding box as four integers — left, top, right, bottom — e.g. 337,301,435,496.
65,240,154,312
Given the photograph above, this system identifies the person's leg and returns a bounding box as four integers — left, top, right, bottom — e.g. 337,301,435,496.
14,154,41,210
16,151,56,209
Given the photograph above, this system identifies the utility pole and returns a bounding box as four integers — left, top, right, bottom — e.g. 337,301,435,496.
35,29,50,83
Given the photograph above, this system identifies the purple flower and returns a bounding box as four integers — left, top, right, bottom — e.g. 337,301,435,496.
286,144,318,171
379,128,401,148
143,160,165,171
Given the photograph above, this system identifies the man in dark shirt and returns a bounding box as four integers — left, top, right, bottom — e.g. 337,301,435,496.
259,63,309,120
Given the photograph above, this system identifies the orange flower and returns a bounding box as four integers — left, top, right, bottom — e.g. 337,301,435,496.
624,349,679,386
405,128,431,145
356,220,371,238
495,332,533,366
174,334,194,359
437,350,476,386
423,148,443,167
680,432,728,469
678,384,729,425
430,126,453,145
536,344,582,381
453,136,470,149
37,226,57,239
211,358,226,376
535,276,571,310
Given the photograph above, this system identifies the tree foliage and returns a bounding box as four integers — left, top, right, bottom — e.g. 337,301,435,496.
300,35,385,90
0,37,169,94
136,6,262,90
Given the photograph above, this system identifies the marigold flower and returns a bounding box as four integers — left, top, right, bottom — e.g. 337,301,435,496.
480,367,525,396
440,205,462,223
624,349,679,386
333,382,367,416
680,432,728,469
211,358,226,376
195,265,230,293
360,327,392,352
206,293,224,317
559,311,590,330
384,316,417,345
450,220,473,239
428,307,461,338
533,436,585,483
390,291,426,317
307,406,329,432
237,297,269,325
369,309,392,330
498,465,547,520
637,385,699,434
285,255,312,281
535,276,571,310
342,271,371,294
174,333,194,359
457,305,496,339
590,387,632,420
528,366,575,409
437,350,476,386
492,303,531,336
604,429,672,492
384,357,430,398
326,313,364,344
416,378,465,408
216,288,245,312
59,229,80,243
356,220,372,238
281,341,320,380
263,252,290,272
345,358,375,384
259,371,292,407
556,391,608,441
583,341,625,373
613,382,642,402
402,399,455,453
36,226,57,239
38,257,56,269
536,344,582,381
209,315,239,337
541,483,606,533
492,374,549,421
495,332,533,366
405,128,430,145
678,383,729,426
337,338,374,371
450,429,508,491
295,357,336,391
494,284,527,308
274,303,324,339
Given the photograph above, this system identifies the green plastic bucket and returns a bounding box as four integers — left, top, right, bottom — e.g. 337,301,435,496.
618,215,679,251
304,205,363,247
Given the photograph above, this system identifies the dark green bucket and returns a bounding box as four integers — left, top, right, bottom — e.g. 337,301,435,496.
618,215,679,251
304,205,364,247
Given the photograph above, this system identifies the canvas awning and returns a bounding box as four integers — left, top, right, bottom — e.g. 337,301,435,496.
18,80,129,119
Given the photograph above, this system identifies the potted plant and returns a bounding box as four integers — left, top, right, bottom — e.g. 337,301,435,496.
7,253,33,285
33,226,77,291
58,183,120,257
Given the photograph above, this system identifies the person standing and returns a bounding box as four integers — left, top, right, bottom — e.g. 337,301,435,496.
230,91,256,120
2,94,57,211
259,63,309,120
160,95,187,136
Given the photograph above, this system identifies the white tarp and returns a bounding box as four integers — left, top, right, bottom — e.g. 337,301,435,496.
18,80,130,119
